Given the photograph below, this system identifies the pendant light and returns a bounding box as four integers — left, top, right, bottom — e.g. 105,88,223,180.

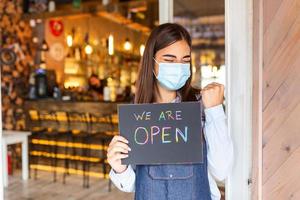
84,32,93,55
108,34,114,55
85,43,93,55
123,38,132,51
139,44,145,56
67,35,73,47
40,39,49,51
84,19,93,55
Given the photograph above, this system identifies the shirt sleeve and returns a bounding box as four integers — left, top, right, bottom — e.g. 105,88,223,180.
109,165,136,192
204,104,234,181
207,171,222,200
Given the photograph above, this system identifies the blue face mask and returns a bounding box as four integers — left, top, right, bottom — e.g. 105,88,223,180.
153,58,191,91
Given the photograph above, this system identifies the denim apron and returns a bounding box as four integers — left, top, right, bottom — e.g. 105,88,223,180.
134,99,211,200
134,143,211,200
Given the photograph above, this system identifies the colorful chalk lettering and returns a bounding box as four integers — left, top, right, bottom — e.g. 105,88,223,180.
133,125,188,145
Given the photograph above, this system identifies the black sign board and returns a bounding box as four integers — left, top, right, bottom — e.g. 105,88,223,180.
118,102,203,165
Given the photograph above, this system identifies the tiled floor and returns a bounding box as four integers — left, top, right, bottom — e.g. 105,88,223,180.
4,171,134,200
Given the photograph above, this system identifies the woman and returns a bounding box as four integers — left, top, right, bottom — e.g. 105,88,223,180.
107,23,234,200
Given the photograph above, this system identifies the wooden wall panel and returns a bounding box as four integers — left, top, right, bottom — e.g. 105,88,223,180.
261,0,300,199
263,0,284,32
263,0,300,107
263,102,300,182
263,53,300,141
263,148,300,200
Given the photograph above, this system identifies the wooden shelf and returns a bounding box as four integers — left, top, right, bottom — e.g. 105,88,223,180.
23,6,104,20
22,2,150,34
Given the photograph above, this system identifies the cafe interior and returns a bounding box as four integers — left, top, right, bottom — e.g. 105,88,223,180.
1,0,225,199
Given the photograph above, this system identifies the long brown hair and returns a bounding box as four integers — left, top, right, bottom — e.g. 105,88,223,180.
134,23,199,104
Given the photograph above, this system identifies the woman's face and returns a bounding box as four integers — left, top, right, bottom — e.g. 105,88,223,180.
154,39,191,75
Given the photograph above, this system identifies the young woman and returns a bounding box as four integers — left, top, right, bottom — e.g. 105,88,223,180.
107,23,233,200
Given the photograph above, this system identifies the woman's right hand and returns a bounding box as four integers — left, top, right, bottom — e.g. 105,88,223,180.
107,135,131,174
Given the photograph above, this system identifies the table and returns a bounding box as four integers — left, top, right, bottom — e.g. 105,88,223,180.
2,130,31,187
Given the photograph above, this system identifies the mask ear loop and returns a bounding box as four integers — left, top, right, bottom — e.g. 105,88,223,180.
153,57,159,78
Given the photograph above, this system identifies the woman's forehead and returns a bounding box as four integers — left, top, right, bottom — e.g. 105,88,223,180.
156,40,190,58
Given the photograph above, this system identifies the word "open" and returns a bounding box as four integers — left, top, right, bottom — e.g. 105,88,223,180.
134,126,188,145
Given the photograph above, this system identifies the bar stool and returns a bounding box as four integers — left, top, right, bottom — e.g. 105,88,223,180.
28,109,46,179
66,111,91,188
28,110,57,181
88,112,116,191
53,111,72,184
39,110,60,182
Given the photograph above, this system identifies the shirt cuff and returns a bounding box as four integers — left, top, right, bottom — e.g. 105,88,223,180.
204,104,226,123
109,165,135,189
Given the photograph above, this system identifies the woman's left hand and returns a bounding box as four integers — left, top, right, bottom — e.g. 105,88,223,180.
201,82,225,108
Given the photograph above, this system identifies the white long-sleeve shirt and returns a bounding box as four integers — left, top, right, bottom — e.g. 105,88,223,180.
109,104,234,200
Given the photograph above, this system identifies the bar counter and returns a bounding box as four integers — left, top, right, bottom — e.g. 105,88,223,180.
24,99,128,132
23,99,128,187
24,98,123,113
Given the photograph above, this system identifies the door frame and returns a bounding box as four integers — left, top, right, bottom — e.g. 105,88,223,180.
159,0,254,199
225,0,253,199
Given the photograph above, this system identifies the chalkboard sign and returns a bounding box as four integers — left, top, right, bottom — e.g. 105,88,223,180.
118,102,203,165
